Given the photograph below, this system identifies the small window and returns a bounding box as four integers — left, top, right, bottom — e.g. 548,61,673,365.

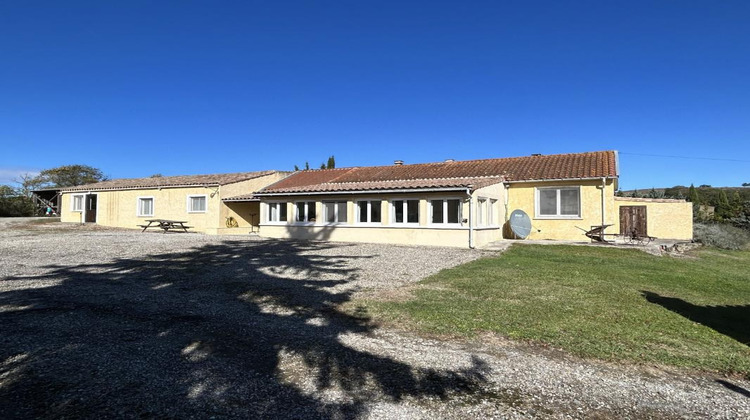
536,187,581,218
392,199,419,224
477,198,486,226
71,194,84,212
477,198,497,227
137,197,154,217
187,195,207,213
431,199,461,224
295,201,316,223
356,200,382,224
324,201,348,224
267,202,287,222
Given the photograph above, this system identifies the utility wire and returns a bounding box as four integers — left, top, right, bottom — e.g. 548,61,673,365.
619,152,750,163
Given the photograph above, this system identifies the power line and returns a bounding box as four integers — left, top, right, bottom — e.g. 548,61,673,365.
619,152,750,163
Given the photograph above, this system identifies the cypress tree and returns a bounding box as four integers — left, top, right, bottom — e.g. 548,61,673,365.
688,184,699,203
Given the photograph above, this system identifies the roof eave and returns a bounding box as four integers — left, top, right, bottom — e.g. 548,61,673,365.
505,175,618,184
61,183,223,193
254,186,476,197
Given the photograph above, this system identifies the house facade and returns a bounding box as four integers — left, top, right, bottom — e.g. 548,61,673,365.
58,151,693,246
249,151,692,247
60,170,289,234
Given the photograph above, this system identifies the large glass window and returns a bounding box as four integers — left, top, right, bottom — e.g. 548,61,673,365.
392,199,419,224
137,197,154,217
431,199,461,224
72,194,84,212
536,187,581,218
356,200,382,224
295,201,316,223
267,202,287,222
324,201,348,223
187,195,207,213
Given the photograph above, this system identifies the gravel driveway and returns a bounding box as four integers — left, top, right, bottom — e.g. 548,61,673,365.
1,219,749,419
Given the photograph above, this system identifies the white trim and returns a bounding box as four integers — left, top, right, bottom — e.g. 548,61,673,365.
262,223,469,230
255,187,473,197
507,176,614,184
137,196,155,217
428,197,463,226
71,194,85,212
534,186,581,219
186,194,208,213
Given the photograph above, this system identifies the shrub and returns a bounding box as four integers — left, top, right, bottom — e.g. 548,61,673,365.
694,223,750,250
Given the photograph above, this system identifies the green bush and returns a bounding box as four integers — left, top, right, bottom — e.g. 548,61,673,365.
694,223,750,250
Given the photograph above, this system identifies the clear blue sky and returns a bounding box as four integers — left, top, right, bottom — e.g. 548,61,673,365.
1,1,748,190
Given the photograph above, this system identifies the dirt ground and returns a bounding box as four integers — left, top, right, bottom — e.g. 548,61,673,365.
1,219,749,419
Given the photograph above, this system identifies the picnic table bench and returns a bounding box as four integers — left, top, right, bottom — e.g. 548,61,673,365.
138,219,193,233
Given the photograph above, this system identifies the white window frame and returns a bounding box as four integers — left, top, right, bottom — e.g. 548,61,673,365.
355,200,382,225
429,197,462,225
137,196,155,217
534,186,581,219
477,197,487,226
323,201,348,224
489,199,497,226
390,198,420,225
266,201,288,223
294,201,317,224
186,195,208,213
71,194,84,212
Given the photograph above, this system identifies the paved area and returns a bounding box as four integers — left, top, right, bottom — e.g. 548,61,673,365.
1,219,749,419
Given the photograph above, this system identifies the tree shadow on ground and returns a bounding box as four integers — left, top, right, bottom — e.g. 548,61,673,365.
641,291,750,346
716,379,750,398
0,239,489,418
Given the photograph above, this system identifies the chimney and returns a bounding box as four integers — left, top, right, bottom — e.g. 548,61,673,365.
394,160,404,166
444,159,455,163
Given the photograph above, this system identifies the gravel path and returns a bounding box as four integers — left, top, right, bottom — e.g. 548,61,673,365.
1,219,749,419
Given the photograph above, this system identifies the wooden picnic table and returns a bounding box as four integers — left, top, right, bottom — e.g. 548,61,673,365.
139,219,193,233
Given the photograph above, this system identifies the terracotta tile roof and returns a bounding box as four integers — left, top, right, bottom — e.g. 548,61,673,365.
62,170,280,192
257,151,617,195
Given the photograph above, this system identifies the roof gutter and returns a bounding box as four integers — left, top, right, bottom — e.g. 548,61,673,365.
253,187,474,197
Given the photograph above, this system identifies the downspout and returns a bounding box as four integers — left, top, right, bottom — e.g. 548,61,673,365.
503,183,510,223
466,187,474,249
600,177,606,227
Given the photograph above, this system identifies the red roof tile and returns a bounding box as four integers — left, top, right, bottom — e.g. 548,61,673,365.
257,151,617,194
62,170,281,192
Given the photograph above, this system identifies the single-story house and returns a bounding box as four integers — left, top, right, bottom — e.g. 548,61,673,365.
60,170,289,234
250,150,692,247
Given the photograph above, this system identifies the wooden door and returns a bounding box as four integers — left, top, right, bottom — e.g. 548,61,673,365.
620,206,647,237
85,194,97,223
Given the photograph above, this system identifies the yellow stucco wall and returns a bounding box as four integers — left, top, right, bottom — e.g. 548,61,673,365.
63,186,222,232
257,183,505,247
59,172,288,233
505,179,617,241
614,197,693,240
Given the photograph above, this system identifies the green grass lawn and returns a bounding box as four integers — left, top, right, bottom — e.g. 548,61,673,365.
362,245,750,377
